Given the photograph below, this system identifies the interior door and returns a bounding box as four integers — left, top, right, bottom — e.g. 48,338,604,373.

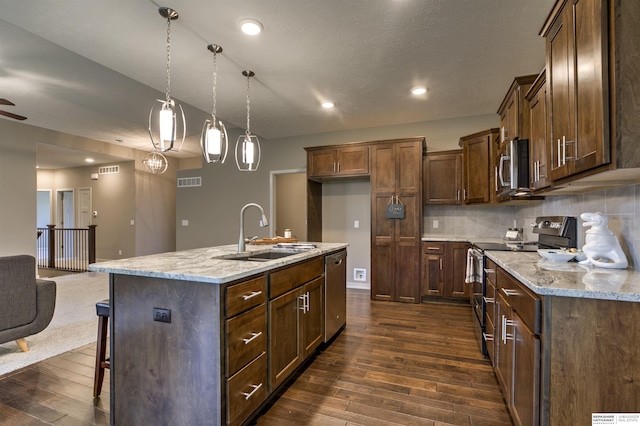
77,187,92,228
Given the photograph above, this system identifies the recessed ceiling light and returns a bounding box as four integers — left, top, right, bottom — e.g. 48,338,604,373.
240,18,263,35
411,87,427,95
85,158,95,163
321,102,335,109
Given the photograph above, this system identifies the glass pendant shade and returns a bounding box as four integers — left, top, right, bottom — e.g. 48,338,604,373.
235,133,261,171
201,119,228,163
148,7,185,153
142,150,169,174
200,44,228,164
235,70,261,171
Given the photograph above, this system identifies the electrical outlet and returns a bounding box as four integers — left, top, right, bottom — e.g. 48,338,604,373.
354,220,359,229
433,220,439,229
153,308,171,323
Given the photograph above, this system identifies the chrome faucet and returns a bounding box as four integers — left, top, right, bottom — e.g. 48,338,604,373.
238,203,269,252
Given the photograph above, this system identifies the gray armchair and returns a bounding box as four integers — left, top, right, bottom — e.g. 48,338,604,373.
0,255,56,352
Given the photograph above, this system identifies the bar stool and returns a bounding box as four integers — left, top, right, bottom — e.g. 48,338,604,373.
93,299,110,398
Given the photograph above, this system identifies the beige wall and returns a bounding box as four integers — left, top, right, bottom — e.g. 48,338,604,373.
0,121,37,257
274,173,307,240
2,119,176,262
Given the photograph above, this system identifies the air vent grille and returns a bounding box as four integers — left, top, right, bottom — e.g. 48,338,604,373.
177,177,202,188
99,165,120,174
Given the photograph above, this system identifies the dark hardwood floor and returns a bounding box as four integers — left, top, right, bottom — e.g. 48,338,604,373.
0,289,512,425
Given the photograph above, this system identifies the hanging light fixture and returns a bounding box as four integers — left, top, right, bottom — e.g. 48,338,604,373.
148,7,186,153
142,150,169,174
200,44,228,164
235,70,261,172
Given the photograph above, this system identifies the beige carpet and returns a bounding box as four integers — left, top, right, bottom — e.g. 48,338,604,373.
0,271,109,377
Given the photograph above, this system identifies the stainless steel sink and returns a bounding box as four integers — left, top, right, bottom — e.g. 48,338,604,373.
215,250,303,262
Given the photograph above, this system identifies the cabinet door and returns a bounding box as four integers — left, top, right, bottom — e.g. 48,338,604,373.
494,291,513,400
447,242,471,299
421,253,443,297
269,287,303,390
371,144,395,193
336,146,369,175
423,152,462,205
462,135,490,204
529,77,549,190
307,149,337,177
395,193,420,303
511,313,541,426
303,277,324,357
371,193,395,301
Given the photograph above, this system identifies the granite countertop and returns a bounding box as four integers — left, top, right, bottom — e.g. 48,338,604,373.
88,242,348,285
486,250,640,303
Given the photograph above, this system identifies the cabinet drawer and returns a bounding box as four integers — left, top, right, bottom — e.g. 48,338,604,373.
484,258,497,286
227,352,267,426
485,312,495,362
227,276,266,318
497,268,540,334
422,242,444,255
485,280,496,320
226,304,266,376
269,257,323,299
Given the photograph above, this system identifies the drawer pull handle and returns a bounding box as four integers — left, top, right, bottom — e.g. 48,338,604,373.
483,332,494,342
483,297,494,304
242,290,263,301
502,289,518,297
242,383,263,400
427,247,440,250
484,268,495,274
242,332,262,345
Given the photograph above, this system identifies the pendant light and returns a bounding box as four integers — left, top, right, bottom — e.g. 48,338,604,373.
142,150,169,174
200,44,228,164
235,70,261,171
148,7,186,153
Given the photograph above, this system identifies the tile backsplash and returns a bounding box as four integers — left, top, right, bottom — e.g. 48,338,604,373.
423,183,639,268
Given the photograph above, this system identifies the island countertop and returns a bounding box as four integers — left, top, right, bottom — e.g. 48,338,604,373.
88,242,348,284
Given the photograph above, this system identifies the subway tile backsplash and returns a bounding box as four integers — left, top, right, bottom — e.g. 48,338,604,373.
423,183,639,268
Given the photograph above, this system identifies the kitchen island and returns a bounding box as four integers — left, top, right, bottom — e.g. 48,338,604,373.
89,242,347,426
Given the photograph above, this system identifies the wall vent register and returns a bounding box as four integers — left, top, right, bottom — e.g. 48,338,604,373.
177,177,202,188
99,165,120,174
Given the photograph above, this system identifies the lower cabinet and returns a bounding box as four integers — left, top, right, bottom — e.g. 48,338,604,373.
494,266,541,426
420,241,471,301
268,258,324,391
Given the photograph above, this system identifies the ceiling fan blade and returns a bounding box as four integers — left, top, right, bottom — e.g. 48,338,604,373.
0,110,27,121
0,98,15,106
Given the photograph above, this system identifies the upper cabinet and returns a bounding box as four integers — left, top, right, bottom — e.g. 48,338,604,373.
497,75,538,146
423,150,462,205
541,0,609,182
460,129,500,205
526,70,551,191
306,145,370,181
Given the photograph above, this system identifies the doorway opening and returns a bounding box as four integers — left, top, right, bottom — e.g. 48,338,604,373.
270,169,307,241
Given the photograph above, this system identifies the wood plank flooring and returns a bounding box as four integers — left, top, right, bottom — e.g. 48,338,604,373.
0,289,512,425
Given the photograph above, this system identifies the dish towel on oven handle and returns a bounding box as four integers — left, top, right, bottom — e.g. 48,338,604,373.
465,248,475,284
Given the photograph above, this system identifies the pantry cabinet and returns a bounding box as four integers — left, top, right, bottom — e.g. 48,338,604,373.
541,0,609,182
423,150,462,205
371,138,423,303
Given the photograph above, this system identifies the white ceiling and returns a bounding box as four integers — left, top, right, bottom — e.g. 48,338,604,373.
0,0,555,168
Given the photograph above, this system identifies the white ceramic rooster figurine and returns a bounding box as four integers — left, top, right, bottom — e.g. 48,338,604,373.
580,212,628,269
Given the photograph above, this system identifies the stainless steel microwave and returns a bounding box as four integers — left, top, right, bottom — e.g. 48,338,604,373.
497,138,530,197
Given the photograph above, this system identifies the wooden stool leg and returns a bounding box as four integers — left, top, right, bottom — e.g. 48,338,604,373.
93,315,108,398
16,338,29,352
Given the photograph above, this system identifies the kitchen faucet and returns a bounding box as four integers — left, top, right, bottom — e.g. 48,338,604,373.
238,203,269,252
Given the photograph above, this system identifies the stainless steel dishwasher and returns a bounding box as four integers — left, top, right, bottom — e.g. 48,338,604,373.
324,250,347,342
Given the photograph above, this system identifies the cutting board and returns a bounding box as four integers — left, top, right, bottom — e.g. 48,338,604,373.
249,237,299,245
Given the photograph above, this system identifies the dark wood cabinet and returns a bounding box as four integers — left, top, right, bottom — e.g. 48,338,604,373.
497,75,537,146
526,70,550,191
307,145,369,180
421,241,470,301
371,138,423,303
495,267,541,426
423,150,462,205
268,259,324,390
542,0,610,182
460,129,500,204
